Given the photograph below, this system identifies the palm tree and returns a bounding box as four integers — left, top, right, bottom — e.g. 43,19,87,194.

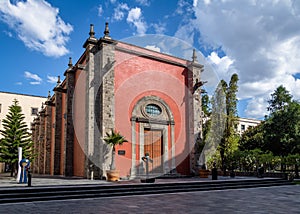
103,130,128,170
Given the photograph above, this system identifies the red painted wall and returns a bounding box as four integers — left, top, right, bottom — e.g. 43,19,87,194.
73,69,86,177
114,43,191,176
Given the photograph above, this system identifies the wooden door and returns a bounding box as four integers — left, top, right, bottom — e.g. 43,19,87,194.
144,129,163,173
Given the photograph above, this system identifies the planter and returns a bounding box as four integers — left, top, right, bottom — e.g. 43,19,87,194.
199,169,210,178
106,170,120,182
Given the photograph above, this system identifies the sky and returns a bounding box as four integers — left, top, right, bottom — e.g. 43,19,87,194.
0,0,300,120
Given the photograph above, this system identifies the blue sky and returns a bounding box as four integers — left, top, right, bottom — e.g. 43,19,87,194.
1,0,300,119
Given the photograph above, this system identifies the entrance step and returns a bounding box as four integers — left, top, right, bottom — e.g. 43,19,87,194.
0,178,294,204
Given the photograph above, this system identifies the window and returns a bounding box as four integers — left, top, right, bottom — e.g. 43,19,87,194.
145,104,162,116
0,103,2,113
31,107,38,116
241,124,245,131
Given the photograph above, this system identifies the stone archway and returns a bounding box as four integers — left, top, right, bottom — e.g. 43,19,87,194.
130,96,175,178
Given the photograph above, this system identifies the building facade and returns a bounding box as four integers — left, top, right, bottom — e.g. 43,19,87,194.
236,117,262,135
31,23,204,179
0,91,46,172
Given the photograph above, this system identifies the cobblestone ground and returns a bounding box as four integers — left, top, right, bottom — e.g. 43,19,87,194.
0,185,299,214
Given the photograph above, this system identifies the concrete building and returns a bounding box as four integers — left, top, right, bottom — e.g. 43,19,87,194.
0,91,46,135
31,23,205,179
236,117,262,134
0,91,46,172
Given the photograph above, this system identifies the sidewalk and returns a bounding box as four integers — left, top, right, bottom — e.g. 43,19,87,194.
0,172,274,188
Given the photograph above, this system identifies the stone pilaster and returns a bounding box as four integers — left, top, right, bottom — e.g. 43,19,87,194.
53,92,62,175
97,37,116,177
31,119,38,173
188,50,204,174
64,62,75,177
39,109,46,174
83,25,100,178
45,105,52,174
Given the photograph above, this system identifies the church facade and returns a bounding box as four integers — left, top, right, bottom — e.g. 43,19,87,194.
31,23,204,179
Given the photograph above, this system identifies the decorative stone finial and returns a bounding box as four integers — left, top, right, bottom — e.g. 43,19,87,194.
56,75,61,86
192,49,197,62
103,22,111,39
47,91,51,100
89,24,95,38
68,57,73,67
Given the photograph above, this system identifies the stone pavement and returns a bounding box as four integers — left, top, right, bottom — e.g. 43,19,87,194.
0,173,299,213
0,182,299,213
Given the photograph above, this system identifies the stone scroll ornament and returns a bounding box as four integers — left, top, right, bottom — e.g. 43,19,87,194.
19,158,30,183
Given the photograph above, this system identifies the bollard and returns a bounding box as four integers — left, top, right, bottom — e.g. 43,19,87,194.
212,167,218,180
27,169,32,187
212,162,218,180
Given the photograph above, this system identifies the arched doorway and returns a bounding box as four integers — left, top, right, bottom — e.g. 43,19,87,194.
130,96,175,178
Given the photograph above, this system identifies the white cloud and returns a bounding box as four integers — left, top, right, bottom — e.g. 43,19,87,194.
152,22,166,34
0,0,73,57
136,0,150,6
145,45,161,52
97,5,103,17
177,0,300,118
193,0,199,7
47,75,58,84
207,52,235,80
112,3,129,21
127,7,147,35
244,97,268,119
24,71,42,85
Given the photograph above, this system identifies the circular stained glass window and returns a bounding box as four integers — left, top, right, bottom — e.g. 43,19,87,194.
145,104,162,116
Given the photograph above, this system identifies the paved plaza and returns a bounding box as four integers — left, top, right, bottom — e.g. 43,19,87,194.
0,174,299,213
0,185,299,214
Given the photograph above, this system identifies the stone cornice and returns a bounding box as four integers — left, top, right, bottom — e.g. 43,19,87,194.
115,46,188,68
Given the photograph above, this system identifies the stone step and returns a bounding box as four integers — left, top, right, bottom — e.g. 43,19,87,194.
0,178,294,204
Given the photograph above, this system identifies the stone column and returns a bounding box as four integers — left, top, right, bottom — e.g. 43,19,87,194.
130,119,137,178
64,60,75,177
188,50,204,174
45,105,52,174
53,91,62,175
39,108,46,174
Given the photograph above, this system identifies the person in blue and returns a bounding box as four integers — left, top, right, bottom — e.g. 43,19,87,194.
19,158,30,183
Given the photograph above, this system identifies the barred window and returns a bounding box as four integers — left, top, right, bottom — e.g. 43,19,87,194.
145,104,162,116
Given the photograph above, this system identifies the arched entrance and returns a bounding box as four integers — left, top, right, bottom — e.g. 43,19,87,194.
130,96,175,178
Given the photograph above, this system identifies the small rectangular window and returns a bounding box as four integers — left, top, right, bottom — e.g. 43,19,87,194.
241,124,245,131
31,107,38,116
0,103,2,113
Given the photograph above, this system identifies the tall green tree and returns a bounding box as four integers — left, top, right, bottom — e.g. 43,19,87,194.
267,85,292,113
239,123,265,151
263,86,300,172
0,99,33,177
219,73,240,174
199,82,226,167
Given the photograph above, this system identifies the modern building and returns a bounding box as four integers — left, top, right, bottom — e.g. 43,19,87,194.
236,117,262,134
31,23,205,179
0,91,46,172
